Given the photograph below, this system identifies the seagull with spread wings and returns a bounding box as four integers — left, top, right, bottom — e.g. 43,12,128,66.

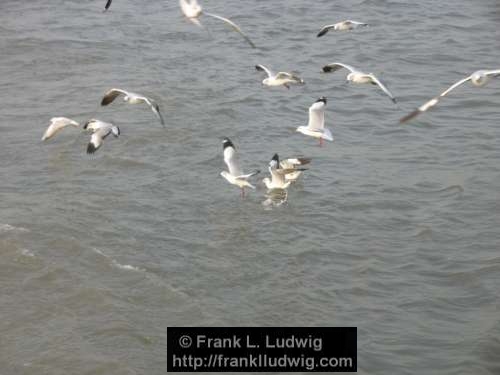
101,88,165,127
317,20,368,37
400,69,500,123
255,64,305,89
322,62,397,103
220,138,260,198
83,119,120,154
296,97,333,146
41,117,80,141
179,0,255,48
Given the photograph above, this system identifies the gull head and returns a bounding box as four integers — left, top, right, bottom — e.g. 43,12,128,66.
222,137,234,150
269,153,279,170
316,97,327,105
471,70,490,86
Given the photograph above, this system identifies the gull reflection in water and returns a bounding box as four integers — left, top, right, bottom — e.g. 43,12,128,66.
262,188,288,208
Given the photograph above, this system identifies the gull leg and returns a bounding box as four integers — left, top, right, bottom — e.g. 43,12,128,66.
284,84,290,90
240,188,245,198
319,137,323,147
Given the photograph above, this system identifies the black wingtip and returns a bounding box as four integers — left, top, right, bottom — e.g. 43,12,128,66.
322,66,332,73
316,96,327,104
392,97,397,104
255,65,262,71
317,29,328,37
400,109,419,124
87,143,97,154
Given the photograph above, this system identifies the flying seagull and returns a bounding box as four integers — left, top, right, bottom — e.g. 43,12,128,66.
220,138,260,197
296,97,333,146
400,69,500,123
263,154,308,190
280,157,311,182
317,20,368,37
101,88,165,127
42,117,80,141
104,0,112,11
322,62,397,103
255,64,305,89
179,0,256,48
83,119,120,154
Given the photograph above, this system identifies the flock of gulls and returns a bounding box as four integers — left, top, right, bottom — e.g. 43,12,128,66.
42,0,500,202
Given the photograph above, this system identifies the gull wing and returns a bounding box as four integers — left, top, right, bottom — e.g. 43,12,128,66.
144,98,166,127
307,101,326,130
42,117,80,141
317,24,335,37
101,88,128,106
281,158,311,168
236,170,260,180
484,69,500,77
255,64,273,78
322,62,358,74
224,146,243,177
346,20,368,26
203,12,256,48
369,74,397,103
400,75,473,123
104,0,112,11
275,72,304,84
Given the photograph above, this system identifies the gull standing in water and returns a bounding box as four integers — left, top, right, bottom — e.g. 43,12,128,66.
263,154,308,190
220,138,260,197
322,62,397,103
83,119,120,154
400,69,500,123
317,20,368,37
179,0,256,48
296,97,333,146
41,117,80,141
255,64,305,89
101,88,165,127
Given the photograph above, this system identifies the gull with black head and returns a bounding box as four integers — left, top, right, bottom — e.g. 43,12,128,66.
400,69,500,123
101,88,165,127
296,97,333,146
220,138,260,198
83,119,120,154
322,62,397,103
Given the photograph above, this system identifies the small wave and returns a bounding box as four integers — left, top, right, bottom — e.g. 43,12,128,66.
0,224,29,233
111,260,145,272
91,248,144,272
20,248,35,257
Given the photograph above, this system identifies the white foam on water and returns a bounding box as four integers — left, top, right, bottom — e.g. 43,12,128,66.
0,224,29,233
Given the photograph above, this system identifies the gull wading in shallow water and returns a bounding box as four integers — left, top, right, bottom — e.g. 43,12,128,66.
255,65,305,89
41,117,80,141
220,138,260,198
322,62,397,103
317,20,368,37
101,88,165,127
83,119,120,154
296,97,333,146
179,0,256,48
400,69,500,123
263,154,307,190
